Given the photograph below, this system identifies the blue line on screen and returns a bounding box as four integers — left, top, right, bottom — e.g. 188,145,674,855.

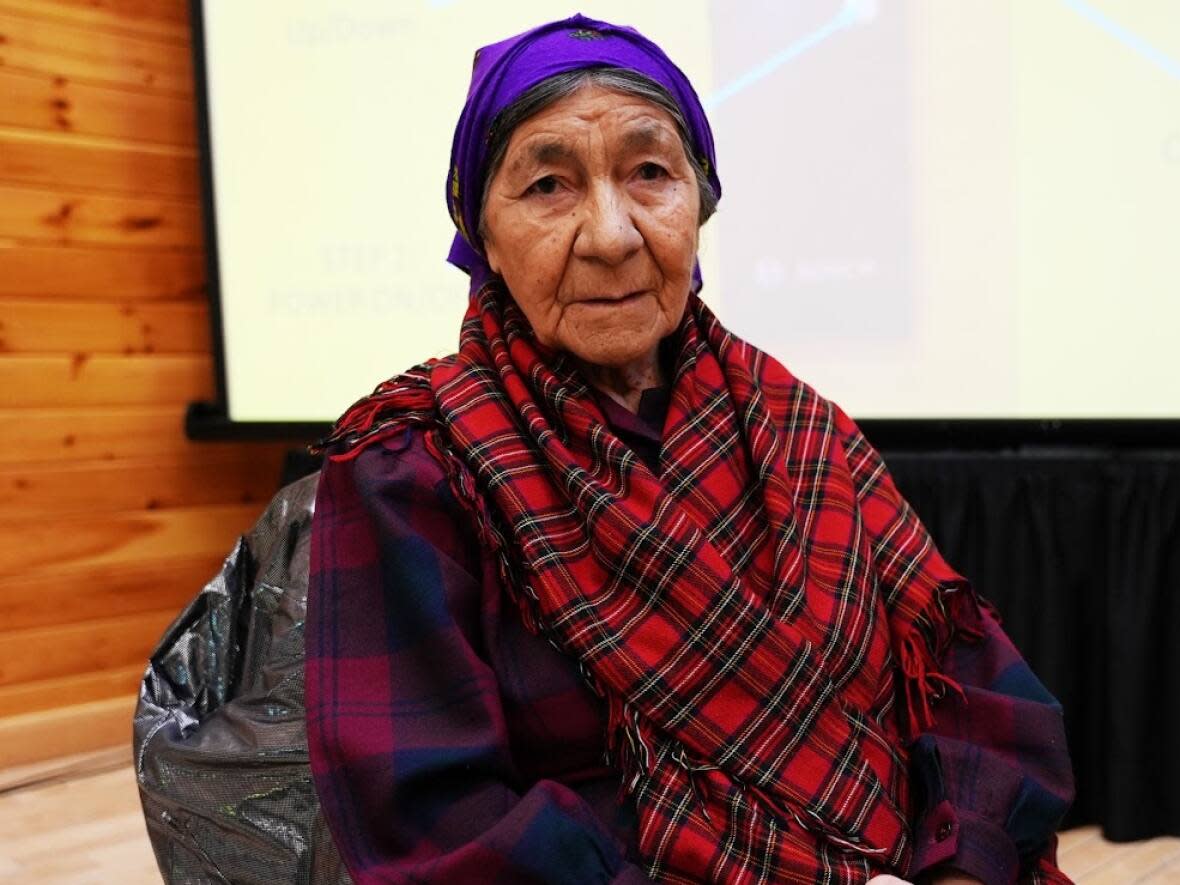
704,3,861,110
1060,0,1180,82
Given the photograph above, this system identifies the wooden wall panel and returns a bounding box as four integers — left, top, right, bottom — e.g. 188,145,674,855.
0,184,202,248
0,128,200,200
0,2,308,767
0,664,145,718
0,696,136,768
0,299,210,354
0,406,214,463
0,0,190,44
0,554,225,632
0,504,262,575
0,11,194,94
0,244,205,299
0,450,287,513
0,354,213,406
0,610,180,686
0,68,195,145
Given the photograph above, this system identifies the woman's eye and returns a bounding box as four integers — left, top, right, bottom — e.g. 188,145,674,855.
637,162,667,181
527,175,560,195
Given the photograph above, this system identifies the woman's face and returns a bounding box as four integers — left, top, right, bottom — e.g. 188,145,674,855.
481,85,701,369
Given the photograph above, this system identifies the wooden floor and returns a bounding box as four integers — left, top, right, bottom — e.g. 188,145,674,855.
0,752,1178,883
0,750,158,883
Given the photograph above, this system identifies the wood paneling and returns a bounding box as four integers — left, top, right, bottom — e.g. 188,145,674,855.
0,11,194,94
0,127,200,200
0,763,162,881
0,665,145,718
0,504,260,575
0,68,195,146
0,0,307,768
0,353,213,406
0,696,136,768
0,244,204,299
0,554,224,632
0,610,178,686
0,745,127,791
0,0,190,45
0,449,286,513
0,299,209,354
0,184,202,248
0,406,212,463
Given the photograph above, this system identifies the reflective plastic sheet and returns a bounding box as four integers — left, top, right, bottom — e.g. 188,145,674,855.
133,473,350,884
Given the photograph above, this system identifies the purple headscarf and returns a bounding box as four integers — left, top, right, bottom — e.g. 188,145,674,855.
445,13,722,290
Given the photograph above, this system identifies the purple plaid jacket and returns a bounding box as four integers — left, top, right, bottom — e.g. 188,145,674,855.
306,389,1074,885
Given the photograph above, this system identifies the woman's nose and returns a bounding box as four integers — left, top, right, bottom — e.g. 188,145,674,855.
572,181,643,265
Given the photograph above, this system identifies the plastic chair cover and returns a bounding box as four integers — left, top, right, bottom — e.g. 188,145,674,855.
133,472,350,884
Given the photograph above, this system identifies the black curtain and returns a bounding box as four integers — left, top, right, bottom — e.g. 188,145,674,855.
884,450,1180,841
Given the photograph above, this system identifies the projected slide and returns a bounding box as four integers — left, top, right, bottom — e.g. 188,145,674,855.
709,0,915,350
198,0,1180,423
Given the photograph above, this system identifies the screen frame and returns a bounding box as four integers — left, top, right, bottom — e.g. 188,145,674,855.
188,0,330,441
184,0,1180,448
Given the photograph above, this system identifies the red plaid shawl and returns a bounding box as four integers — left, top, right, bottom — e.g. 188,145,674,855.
322,286,983,882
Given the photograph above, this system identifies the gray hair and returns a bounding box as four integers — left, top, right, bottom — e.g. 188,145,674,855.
478,67,718,236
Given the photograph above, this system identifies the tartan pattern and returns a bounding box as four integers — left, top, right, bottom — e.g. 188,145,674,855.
317,285,1001,882
304,430,1074,883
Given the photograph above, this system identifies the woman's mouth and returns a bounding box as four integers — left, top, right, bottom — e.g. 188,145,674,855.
576,290,648,306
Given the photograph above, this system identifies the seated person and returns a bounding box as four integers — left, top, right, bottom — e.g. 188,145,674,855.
306,15,1075,884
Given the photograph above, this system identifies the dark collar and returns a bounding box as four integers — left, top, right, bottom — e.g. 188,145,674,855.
593,386,670,446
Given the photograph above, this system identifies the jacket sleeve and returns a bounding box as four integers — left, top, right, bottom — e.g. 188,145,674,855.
905,605,1076,885
305,429,652,885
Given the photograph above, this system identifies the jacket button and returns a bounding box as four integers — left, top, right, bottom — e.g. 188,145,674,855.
935,821,954,842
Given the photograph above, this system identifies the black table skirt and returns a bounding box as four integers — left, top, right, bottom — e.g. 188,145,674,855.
885,450,1180,841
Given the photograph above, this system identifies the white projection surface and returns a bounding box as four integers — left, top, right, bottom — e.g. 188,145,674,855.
199,1,1180,423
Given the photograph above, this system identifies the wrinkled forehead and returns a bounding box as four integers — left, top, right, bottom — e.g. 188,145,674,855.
498,89,686,173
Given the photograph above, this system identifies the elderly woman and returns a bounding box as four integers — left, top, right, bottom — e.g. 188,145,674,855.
306,15,1073,885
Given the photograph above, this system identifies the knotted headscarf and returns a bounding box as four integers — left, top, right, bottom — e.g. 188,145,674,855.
444,13,721,290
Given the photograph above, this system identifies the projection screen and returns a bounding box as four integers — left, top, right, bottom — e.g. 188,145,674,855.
190,0,1180,439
